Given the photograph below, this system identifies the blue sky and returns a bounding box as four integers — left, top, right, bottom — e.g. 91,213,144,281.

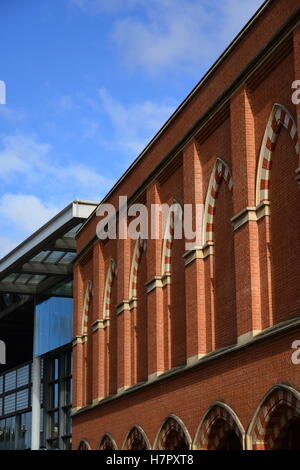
0,0,264,257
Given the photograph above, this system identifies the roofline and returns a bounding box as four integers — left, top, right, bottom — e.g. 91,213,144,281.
78,0,273,235
0,200,98,274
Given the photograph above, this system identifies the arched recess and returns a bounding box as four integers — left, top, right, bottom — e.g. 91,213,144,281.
255,103,300,327
160,201,185,369
103,259,117,320
81,280,93,336
78,439,91,450
122,425,151,450
202,158,233,246
202,158,236,349
161,201,182,277
128,238,147,383
81,280,93,405
248,385,300,450
103,259,117,395
154,415,191,450
194,402,245,450
256,103,299,206
129,238,147,300
99,433,117,450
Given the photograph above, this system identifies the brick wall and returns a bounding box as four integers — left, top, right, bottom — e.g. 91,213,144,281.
72,0,300,450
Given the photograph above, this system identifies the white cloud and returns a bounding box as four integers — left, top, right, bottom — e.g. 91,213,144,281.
0,193,59,235
70,0,145,14
0,236,21,259
0,133,113,191
0,134,50,178
99,88,176,154
0,106,26,122
111,0,264,74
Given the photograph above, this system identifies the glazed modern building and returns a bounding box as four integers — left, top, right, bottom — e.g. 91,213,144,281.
72,0,300,451
0,201,97,450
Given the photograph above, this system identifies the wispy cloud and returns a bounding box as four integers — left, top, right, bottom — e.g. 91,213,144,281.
99,88,176,154
0,105,27,122
72,0,263,75
70,0,145,14
0,133,113,195
111,0,264,74
0,193,59,235
0,132,114,255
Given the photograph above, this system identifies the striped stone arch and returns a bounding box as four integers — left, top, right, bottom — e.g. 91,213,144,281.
81,280,93,335
256,103,299,205
99,433,117,450
154,415,191,450
202,158,233,246
122,425,151,450
194,402,245,450
103,259,117,320
78,439,91,450
249,384,300,450
128,238,147,300
161,201,182,277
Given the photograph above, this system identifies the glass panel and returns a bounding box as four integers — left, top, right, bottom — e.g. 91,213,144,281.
48,438,59,450
17,365,29,388
4,394,15,415
64,408,71,435
34,297,73,356
63,437,72,450
49,383,59,409
5,371,16,392
54,359,59,381
50,411,59,438
16,389,29,411
0,376,3,394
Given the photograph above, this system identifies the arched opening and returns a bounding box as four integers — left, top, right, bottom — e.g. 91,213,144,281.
156,416,190,450
250,385,300,450
265,405,300,450
255,104,300,326
161,202,186,369
128,238,147,384
78,439,91,450
203,158,236,349
123,426,149,450
195,403,244,450
99,433,116,450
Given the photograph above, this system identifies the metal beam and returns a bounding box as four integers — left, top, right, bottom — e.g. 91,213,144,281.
51,237,76,252
21,262,72,276
0,282,38,295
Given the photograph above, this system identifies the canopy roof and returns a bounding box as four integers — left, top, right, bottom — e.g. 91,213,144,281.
0,201,98,304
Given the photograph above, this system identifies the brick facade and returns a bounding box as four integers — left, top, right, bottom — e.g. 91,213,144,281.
72,0,300,450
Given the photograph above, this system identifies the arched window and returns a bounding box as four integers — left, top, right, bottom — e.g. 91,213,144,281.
155,416,191,450
99,433,116,450
123,426,150,450
194,402,244,450
249,385,300,450
78,439,91,450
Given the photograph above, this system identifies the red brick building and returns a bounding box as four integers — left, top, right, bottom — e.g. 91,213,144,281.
72,0,300,450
